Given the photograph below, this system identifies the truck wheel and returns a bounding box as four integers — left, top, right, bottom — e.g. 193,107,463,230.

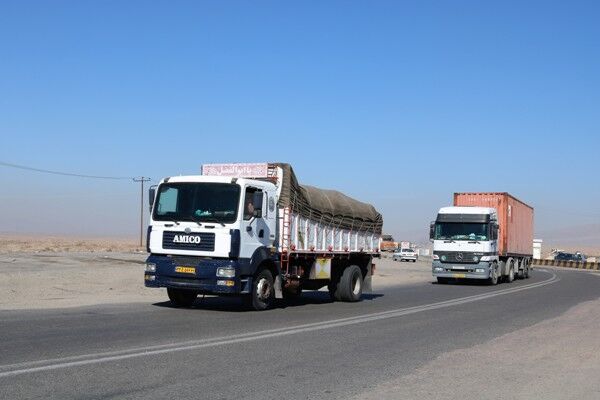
506,258,515,283
167,288,198,307
524,261,531,279
487,263,499,285
249,268,275,311
333,265,363,302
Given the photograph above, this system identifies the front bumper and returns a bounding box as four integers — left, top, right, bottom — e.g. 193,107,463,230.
144,254,252,294
432,260,492,280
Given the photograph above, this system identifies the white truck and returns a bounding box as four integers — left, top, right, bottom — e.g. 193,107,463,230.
144,163,383,310
430,192,534,284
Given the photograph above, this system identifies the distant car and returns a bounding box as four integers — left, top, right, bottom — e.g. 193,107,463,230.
393,248,418,262
554,252,587,262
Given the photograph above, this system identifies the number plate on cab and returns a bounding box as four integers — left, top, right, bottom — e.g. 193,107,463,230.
175,266,196,274
453,273,466,278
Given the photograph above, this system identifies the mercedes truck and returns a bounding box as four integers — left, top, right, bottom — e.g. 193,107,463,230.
430,192,533,285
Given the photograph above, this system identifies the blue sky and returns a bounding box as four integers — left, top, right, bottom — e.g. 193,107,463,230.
1,1,599,243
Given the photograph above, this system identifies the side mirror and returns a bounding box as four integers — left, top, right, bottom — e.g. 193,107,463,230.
148,186,157,213
429,222,435,241
492,224,499,240
252,191,264,210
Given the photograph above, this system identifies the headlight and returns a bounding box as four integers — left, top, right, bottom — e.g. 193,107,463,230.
145,263,156,273
475,268,485,273
432,254,439,260
216,266,236,278
434,267,444,272
480,256,492,261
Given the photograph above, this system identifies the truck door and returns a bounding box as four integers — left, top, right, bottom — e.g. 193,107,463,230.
240,186,271,258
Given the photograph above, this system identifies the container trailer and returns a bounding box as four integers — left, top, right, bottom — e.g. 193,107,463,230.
430,192,533,284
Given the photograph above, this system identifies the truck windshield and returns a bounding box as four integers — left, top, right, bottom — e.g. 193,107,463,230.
153,182,240,224
434,223,489,241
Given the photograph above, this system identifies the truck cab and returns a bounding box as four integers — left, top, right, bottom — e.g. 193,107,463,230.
430,206,500,283
145,175,281,305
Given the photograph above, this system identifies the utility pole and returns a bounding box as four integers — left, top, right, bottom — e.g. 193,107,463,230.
133,177,152,248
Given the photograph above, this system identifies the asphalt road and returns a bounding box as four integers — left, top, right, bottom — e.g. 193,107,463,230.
1,267,599,399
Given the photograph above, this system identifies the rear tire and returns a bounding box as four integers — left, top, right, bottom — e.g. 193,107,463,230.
506,258,515,283
167,288,198,307
524,261,531,279
332,265,363,302
516,259,526,279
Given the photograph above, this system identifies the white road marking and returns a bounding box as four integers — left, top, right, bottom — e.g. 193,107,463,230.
0,271,559,378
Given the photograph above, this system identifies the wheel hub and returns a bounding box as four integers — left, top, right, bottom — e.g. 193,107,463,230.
256,278,271,300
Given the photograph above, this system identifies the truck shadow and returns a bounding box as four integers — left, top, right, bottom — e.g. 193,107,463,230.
152,292,384,312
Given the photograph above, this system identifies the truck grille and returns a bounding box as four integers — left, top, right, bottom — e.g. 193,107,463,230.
435,251,481,264
162,231,215,252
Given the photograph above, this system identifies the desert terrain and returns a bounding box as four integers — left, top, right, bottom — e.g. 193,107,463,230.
0,234,432,310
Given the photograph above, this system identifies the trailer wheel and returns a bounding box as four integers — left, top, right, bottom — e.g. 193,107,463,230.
506,258,515,283
248,268,275,311
487,263,499,285
516,259,526,279
524,260,531,279
167,288,198,307
333,265,363,302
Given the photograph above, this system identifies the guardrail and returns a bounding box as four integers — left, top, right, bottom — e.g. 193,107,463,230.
533,259,600,270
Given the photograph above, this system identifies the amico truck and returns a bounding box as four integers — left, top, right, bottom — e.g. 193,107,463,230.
145,163,383,310
430,192,533,285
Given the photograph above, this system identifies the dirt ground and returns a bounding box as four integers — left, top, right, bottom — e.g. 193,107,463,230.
0,234,143,254
0,237,432,310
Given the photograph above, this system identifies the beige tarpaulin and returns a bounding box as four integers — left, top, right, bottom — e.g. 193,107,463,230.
272,163,383,234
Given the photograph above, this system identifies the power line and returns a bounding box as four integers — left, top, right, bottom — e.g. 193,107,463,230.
0,161,134,180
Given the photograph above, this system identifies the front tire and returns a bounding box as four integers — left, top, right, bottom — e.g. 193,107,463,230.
487,263,499,285
167,288,198,307
249,269,275,311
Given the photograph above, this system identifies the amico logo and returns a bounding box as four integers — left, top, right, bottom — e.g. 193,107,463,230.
173,235,202,244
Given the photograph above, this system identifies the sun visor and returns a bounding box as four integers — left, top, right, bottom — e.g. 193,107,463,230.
436,214,491,223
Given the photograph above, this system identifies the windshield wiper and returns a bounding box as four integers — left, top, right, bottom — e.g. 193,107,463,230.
201,217,226,227
468,240,481,244
443,239,456,243
189,215,203,227
167,218,180,226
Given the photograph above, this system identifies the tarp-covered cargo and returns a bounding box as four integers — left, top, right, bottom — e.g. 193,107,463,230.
273,163,383,234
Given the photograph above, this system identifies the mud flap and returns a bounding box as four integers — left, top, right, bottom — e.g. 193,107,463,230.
274,274,283,299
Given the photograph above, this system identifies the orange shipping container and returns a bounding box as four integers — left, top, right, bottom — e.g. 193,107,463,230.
454,192,533,257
